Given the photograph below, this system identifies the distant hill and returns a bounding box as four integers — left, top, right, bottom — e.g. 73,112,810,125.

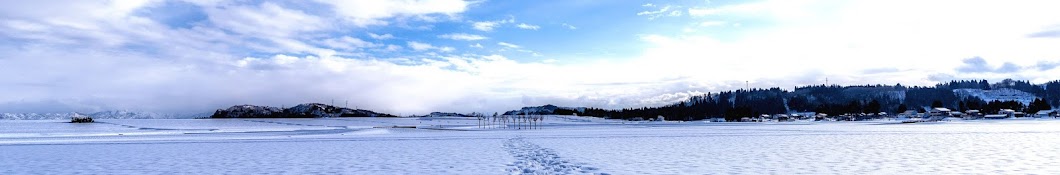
522,79,1060,121
210,103,395,118
503,104,586,115
413,112,476,117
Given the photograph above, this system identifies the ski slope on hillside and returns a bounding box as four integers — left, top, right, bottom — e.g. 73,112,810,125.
953,88,1038,104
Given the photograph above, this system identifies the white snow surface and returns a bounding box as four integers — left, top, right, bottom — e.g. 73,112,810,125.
2,116,1060,174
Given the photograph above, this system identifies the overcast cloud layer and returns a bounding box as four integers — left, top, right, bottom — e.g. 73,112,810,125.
2,0,1060,114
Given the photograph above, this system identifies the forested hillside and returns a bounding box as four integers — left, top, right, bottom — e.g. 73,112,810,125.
575,79,1060,121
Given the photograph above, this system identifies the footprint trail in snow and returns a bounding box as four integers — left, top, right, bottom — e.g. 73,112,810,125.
503,137,606,175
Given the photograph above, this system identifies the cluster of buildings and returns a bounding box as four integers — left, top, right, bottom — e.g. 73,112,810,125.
904,108,1059,120
720,108,1059,122
731,112,822,122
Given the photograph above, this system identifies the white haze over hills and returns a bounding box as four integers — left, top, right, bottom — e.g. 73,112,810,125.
2,1,1060,115
1,111,210,120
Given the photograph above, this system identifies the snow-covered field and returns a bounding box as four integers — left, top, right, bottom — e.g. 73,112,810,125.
3,116,1060,174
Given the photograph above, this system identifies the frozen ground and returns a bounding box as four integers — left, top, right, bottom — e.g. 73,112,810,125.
2,116,1060,174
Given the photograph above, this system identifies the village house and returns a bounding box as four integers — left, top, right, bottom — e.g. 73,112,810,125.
1035,110,1058,118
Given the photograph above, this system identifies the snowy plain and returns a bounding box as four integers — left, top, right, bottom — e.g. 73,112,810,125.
2,116,1060,174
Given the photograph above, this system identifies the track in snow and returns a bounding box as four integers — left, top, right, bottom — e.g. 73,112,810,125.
503,137,605,175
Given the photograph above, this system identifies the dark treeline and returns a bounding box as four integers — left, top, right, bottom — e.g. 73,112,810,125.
579,79,1060,121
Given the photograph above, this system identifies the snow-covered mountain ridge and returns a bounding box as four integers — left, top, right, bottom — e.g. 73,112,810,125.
210,103,395,118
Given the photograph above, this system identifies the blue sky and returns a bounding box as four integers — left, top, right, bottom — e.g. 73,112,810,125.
2,0,1060,114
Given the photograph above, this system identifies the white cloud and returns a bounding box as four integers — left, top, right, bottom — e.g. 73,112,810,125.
384,44,402,51
698,20,726,27
0,1,187,48
685,0,824,20
196,2,343,56
438,46,455,52
407,41,454,52
0,38,731,114
493,42,540,56
367,33,394,40
321,36,379,50
516,23,540,30
633,0,1060,89
497,42,521,48
407,41,434,51
206,2,326,37
439,33,488,41
637,6,669,16
687,7,720,16
668,10,683,17
642,3,655,7
562,23,577,30
637,5,672,19
0,1,157,20
471,17,514,31
474,21,502,31
4,0,1060,116
315,0,470,27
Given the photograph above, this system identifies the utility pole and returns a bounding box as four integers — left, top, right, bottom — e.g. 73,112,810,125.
746,81,749,90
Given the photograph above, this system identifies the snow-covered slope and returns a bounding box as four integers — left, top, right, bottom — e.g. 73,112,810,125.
953,88,1038,104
